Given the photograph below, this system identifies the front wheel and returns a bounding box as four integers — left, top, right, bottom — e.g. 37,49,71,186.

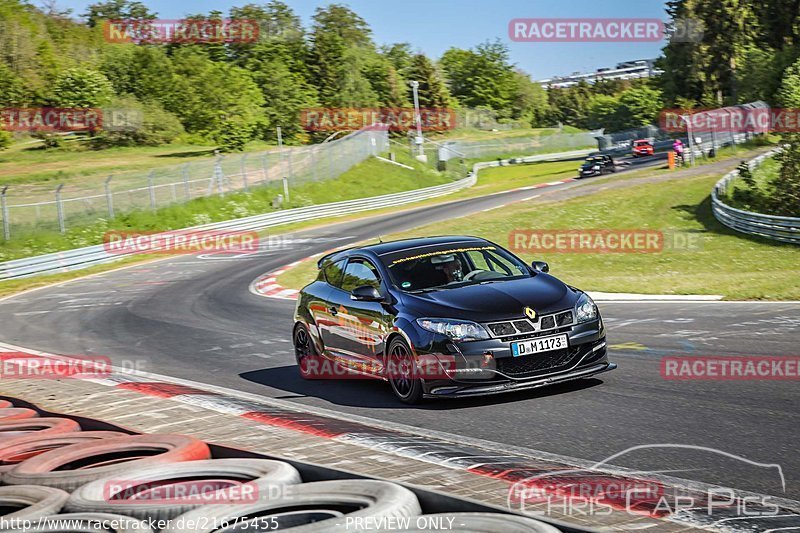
386,337,424,405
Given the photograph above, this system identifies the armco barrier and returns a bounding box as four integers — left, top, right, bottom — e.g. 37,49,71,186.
711,149,800,244
0,175,475,280
0,147,593,281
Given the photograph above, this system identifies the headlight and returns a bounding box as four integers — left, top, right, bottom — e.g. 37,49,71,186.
592,165,600,170
575,293,598,324
416,318,490,341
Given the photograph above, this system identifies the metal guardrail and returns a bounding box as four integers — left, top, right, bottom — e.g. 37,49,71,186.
0,174,477,280
0,146,594,280
711,148,800,244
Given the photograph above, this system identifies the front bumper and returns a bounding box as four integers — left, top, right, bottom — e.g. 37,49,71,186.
418,318,612,398
424,360,616,398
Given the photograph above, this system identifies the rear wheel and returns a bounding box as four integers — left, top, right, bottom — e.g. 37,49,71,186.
386,337,424,404
293,323,321,380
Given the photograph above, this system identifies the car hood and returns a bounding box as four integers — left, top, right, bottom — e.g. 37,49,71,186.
399,274,579,322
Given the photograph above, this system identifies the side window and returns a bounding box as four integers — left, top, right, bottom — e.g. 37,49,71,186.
322,259,347,288
341,258,381,292
465,251,491,271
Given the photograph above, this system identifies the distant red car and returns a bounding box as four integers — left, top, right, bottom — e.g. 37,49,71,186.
632,139,654,157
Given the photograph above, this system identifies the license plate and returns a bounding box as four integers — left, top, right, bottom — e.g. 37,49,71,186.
511,334,569,356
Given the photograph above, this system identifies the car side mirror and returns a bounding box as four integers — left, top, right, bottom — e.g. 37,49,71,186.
531,261,549,273
351,285,383,302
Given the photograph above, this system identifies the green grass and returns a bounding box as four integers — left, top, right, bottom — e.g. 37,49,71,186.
278,154,798,300
0,141,229,187
432,126,583,141
0,152,449,262
387,173,800,300
725,156,779,211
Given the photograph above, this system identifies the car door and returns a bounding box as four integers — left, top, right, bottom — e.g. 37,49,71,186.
323,257,389,376
315,259,347,359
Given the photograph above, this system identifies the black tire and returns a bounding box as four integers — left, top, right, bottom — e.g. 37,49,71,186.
0,485,69,522
161,479,421,533
293,323,322,380
386,337,424,405
0,513,155,532
66,458,302,521
393,513,561,532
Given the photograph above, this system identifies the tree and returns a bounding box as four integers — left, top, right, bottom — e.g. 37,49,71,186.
83,0,155,27
510,71,549,125
92,95,184,147
245,56,319,141
168,48,265,142
441,41,517,116
382,43,413,78
616,86,664,129
0,63,27,106
51,68,114,107
587,94,622,131
229,1,309,75
546,82,592,126
364,58,409,108
406,54,450,108
771,57,800,216
309,4,374,105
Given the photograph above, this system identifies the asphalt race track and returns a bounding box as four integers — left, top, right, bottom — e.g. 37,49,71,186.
0,163,797,503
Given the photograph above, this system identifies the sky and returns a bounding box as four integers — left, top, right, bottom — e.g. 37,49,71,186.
55,0,670,79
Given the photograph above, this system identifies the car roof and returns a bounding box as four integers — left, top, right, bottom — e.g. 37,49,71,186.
362,235,490,256
320,236,491,265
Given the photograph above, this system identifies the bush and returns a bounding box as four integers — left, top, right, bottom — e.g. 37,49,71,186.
91,96,185,148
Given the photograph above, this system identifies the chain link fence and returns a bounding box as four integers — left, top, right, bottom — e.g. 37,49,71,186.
439,130,600,160
0,126,389,240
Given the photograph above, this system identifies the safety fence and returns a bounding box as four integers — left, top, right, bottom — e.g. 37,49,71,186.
0,144,598,280
712,148,800,244
439,130,600,160
0,173,476,280
0,126,389,240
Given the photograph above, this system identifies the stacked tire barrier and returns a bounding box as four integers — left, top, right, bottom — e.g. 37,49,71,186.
0,399,562,532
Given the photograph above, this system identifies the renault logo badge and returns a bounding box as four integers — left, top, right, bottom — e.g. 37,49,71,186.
524,307,536,320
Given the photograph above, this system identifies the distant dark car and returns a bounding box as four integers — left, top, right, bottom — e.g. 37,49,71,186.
293,236,614,404
632,139,655,157
578,155,616,178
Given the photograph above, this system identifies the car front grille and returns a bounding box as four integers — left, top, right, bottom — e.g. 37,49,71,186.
496,345,583,378
485,310,573,338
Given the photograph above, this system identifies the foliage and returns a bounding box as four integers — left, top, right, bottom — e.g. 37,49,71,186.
52,68,115,108
441,41,517,117
660,0,800,106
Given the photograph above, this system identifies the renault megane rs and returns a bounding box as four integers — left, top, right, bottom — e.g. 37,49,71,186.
292,236,615,403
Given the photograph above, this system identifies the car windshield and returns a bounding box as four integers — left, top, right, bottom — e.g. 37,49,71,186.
380,244,531,292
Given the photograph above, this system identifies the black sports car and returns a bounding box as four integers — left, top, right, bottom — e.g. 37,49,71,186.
292,236,615,403
578,154,616,177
